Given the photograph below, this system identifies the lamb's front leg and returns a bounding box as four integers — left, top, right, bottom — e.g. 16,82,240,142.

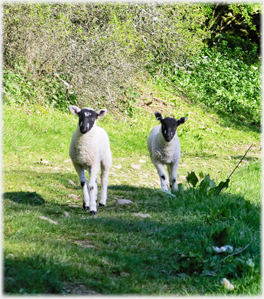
167,161,179,192
88,164,100,215
72,162,90,211
154,162,169,191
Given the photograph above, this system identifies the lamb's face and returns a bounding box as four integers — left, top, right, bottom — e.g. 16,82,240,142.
154,111,187,142
161,117,178,142
69,105,107,134
78,109,98,134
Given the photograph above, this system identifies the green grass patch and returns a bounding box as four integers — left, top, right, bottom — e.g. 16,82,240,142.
3,97,261,295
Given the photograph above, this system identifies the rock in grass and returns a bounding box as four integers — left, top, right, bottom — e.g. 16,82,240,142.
134,213,152,218
68,179,76,186
113,165,122,169
64,211,70,217
131,164,141,169
39,216,58,225
116,199,133,205
139,159,146,163
221,278,234,290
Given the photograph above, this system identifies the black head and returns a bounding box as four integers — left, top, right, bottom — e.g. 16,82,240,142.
154,112,187,142
69,105,107,134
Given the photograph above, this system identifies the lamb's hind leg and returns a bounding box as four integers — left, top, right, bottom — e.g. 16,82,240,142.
88,164,100,215
72,162,90,210
154,162,169,191
99,152,112,206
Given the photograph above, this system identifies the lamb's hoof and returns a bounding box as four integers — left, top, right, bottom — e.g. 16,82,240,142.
90,211,97,216
99,203,105,207
83,204,89,211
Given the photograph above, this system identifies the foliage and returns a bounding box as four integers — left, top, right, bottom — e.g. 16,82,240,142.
204,3,261,49
3,67,78,110
162,34,261,125
3,2,209,110
185,171,229,196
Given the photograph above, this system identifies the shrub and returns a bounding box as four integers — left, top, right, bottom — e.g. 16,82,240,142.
162,35,261,125
3,3,209,110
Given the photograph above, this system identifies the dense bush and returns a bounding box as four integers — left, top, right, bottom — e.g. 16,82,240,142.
204,3,261,52
3,3,208,110
3,3,261,124
3,67,78,110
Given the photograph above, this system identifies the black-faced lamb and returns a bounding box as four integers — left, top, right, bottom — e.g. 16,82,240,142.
69,105,112,215
147,111,187,192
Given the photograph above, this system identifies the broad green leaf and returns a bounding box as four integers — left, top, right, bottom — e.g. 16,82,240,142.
199,174,210,193
198,171,204,179
186,171,199,187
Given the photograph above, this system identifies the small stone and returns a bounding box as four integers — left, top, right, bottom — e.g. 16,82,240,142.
134,213,152,218
113,165,122,169
64,211,70,217
69,179,76,186
116,199,133,205
139,159,146,163
131,164,140,169
39,216,58,225
221,278,234,290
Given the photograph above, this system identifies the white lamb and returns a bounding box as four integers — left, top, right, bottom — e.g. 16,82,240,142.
69,105,112,215
147,111,187,192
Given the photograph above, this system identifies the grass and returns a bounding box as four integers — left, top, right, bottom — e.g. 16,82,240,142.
2,87,261,295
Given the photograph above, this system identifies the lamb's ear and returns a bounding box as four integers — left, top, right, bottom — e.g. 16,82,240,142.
69,105,81,115
97,109,107,118
177,117,187,126
154,112,163,122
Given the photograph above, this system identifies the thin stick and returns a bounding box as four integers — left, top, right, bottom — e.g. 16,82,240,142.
220,239,254,263
218,144,253,195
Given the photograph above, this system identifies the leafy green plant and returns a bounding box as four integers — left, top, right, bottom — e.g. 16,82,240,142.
163,37,261,125
186,171,229,196
3,68,78,111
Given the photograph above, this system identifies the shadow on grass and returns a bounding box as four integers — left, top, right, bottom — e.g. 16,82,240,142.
3,170,261,295
207,108,261,134
3,191,45,205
